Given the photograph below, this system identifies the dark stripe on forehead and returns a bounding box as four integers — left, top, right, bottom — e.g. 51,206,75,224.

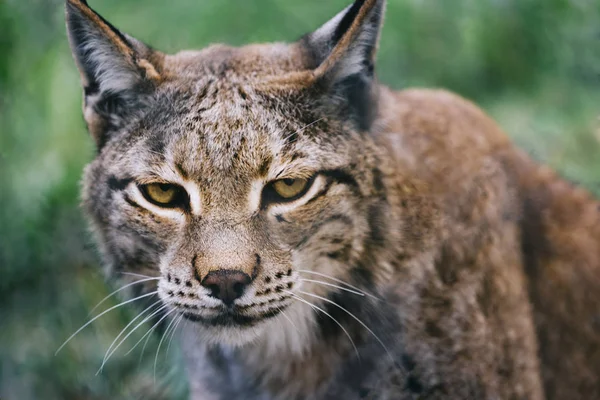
257,157,272,177
322,169,361,193
175,162,189,180
283,129,299,149
108,175,133,191
148,135,166,155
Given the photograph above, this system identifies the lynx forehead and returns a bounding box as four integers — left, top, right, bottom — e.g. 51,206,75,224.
66,0,600,399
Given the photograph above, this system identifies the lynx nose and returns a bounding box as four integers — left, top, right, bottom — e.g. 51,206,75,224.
201,270,252,306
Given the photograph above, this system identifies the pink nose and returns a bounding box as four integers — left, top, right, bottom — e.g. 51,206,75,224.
201,270,252,306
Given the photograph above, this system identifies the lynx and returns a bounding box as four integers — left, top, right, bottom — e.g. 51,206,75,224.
65,0,600,398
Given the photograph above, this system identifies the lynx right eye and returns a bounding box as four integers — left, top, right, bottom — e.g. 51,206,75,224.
261,175,316,208
272,178,309,199
139,183,188,208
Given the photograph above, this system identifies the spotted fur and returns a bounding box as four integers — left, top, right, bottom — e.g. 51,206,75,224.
66,0,600,399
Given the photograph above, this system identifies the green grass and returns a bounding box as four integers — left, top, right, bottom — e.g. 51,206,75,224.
1,0,599,398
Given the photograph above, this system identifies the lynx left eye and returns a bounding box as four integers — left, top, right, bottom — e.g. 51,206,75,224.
262,176,315,207
139,183,188,208
273,178,309,199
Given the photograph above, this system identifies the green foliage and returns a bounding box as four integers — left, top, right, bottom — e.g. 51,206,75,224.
1,0,599,399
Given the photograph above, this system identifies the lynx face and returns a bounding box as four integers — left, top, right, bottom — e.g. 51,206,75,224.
68,0,387,347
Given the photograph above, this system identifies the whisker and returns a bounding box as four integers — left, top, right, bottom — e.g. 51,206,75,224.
165,313,184,358
98,299,163,370
88,277,160,316
282,117,324,144
172,316,190,361
276,305,300,334
154,311,180,381
119,272,158,279
55,291,158,355
297,289,394,362
299,278,366,297
283,290,359,360
124,307,172,357
297,269,380,300
161,312,180,360
98,303,169,372
138,324,154,367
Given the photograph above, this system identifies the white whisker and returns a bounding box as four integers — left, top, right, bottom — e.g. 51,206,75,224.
124,307,172,357
276,305,300,334
125,308,175,373
165,313,184,358
88,277,160,316
299,278,365,297
55,291,158,355
138,324,154,367
297,269,380,300
154,311,179,381
282,117,324,144
98,303,169,372
284,290,359,359
160,312,180,360
98,298,163,371
297,289,394,362
119,272,158,279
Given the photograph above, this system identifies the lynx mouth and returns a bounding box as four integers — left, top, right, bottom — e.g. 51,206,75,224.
182,306,285,327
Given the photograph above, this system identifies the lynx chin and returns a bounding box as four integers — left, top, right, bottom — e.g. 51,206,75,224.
64,0,600,398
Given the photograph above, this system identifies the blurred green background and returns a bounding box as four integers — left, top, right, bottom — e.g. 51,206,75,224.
1,0,599,399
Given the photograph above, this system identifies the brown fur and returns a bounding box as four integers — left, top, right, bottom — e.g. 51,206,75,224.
65,0,600,398
375,88,600,398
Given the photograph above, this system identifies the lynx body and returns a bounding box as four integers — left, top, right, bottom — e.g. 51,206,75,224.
65,0,600,398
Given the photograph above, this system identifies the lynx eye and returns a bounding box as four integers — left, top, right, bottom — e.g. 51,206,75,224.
261,175,318,208
272,178,309,199
139,183,187,208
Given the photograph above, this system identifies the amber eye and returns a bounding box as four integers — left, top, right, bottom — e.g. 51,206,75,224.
139,183,187,208
272,178,310,199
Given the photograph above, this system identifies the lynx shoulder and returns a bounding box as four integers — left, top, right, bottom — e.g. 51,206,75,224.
65,0,600,398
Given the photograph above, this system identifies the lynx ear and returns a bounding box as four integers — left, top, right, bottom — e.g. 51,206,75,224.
302,0,385,130
65,0,163,148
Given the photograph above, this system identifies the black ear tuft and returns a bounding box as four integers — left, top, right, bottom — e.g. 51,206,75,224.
302,0,386,131
65,0,162,148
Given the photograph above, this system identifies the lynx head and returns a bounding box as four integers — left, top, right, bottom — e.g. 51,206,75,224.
66,0,392,348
